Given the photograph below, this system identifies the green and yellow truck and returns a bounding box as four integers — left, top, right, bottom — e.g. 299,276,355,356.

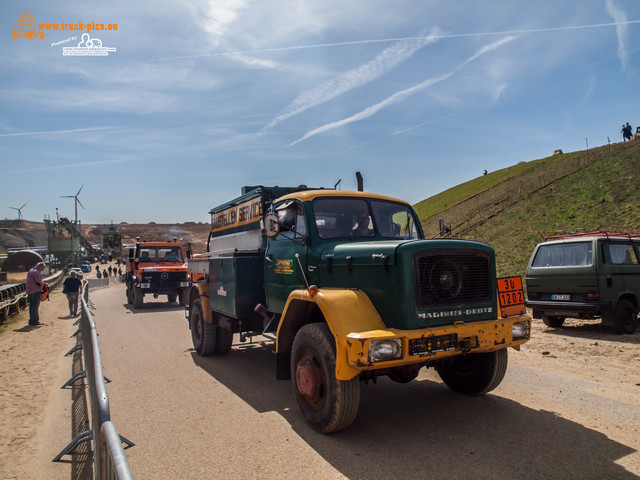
186,185,530,433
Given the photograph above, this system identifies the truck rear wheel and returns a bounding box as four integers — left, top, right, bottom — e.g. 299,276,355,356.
291,323,360,433
542,315,565,328
190,298,216,355
613,300,638,335
436,348,508,395
133,288,143,309
126,283,132,305
215,327,233,354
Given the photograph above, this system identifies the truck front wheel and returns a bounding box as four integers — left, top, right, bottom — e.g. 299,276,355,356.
133,288,143,309
190,298,216,355
436,348,508,395
291,323,360,433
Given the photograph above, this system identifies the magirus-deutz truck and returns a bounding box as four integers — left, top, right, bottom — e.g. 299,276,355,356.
186,184,530,433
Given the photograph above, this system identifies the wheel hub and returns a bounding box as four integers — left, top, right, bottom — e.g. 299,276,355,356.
296,352,325,408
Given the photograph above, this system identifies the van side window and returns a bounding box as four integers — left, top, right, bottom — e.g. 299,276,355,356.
608,243,639,265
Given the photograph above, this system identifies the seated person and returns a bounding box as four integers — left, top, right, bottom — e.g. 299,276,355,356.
351,207,374,237
163,249,180,261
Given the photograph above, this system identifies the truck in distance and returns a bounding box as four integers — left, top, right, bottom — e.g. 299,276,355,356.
186,184,531,432
125,238,190,309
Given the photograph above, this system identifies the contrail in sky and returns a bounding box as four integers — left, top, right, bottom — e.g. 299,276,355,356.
157,19,640,61
288,35,518,147
0,127,116,137
262,28,442,131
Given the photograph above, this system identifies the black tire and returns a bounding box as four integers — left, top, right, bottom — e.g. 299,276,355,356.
133,287,143,309
387,364,422,383
179,290,187,306
291,323,360,433
436,348,508,395
168,293,177,303
190,297,216,355
613,300,638,335
215,327,233,354
542,315,565,328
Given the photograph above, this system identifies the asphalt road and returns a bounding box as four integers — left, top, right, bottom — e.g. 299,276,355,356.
92,284,639,480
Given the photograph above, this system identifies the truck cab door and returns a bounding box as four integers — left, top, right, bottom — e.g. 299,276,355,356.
265,201,309,313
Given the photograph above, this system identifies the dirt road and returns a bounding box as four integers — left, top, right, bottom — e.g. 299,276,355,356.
1,283,639,479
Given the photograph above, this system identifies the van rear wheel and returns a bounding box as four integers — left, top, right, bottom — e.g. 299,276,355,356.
542,315,565,328
613,300,638,335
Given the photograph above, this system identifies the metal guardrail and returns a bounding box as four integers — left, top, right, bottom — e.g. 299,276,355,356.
86,276,111,290
54,281,134,480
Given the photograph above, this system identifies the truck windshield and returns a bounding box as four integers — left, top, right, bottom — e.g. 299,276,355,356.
313,198,421,240
139,247,183,263
532,242,593,267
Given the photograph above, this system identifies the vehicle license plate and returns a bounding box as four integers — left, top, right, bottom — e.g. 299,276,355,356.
408,333,458,356
551,294,571,301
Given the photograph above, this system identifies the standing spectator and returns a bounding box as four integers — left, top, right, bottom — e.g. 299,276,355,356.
62,270,82,316
622,123,632,141
96,267,102,279
108,265,113,277
118,267,122,276
26,262,47,326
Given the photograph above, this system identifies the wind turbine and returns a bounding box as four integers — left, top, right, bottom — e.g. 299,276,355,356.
9,203,27,220
61,184,85,224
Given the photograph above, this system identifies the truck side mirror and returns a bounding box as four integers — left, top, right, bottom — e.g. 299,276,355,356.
263,213,280,238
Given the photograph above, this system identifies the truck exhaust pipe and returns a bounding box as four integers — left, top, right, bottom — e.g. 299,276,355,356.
356,171,363,192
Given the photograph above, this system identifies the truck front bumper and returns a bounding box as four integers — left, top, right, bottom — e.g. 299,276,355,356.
343,315,531,374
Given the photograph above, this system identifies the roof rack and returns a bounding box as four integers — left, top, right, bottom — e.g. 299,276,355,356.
541,225,640,241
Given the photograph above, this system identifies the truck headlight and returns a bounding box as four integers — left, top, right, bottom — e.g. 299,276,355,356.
179,281,190,287
140,282,150,289
512,321,530,339
369,339,402,363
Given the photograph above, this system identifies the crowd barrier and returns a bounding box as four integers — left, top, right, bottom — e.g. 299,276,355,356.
54,281,134,480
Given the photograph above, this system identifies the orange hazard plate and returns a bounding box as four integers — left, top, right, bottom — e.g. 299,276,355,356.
497,276,525,317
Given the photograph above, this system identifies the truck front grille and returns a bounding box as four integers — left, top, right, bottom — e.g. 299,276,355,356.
416,251,491,306
144,272,186,287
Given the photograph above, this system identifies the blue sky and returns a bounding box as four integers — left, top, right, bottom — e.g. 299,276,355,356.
1,1,639,224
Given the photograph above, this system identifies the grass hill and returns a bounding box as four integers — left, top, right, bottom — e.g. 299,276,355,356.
414,139,640,278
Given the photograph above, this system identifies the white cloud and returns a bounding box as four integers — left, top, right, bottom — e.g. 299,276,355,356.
605,0,629,69
201,0,250,43
264,29,443,131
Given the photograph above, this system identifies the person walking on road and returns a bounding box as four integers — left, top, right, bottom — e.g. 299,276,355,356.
62,270,82,316
26,262,47,326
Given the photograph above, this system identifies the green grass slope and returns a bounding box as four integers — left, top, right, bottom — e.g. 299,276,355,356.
415,139,640,278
